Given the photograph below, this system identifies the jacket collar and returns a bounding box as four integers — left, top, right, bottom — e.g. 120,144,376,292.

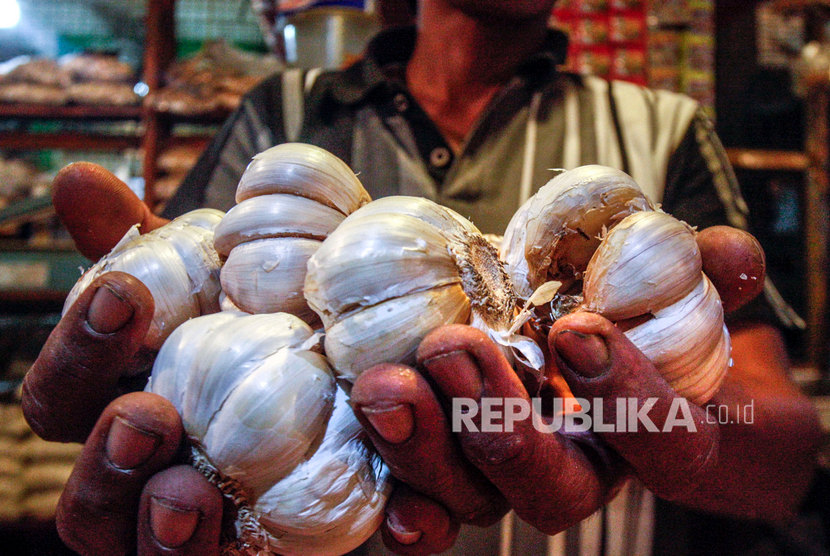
325,25,569,106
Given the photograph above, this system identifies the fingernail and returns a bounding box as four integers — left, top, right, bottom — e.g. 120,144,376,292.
150,497,200,548
421,350,483,399
554,330,610,378
387,516,422,545
88,284,134,334
106,416,161,469
361,404,414,444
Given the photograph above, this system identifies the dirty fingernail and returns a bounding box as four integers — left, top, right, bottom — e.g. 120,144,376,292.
361,404,414,444
422,350,483,399
150,497,200,548
554,330,610,378
387,516,422,545
88,284,134,334
106,416,161,470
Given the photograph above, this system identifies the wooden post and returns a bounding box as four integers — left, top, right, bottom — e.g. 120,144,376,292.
142,0,176,211
804,82,830,374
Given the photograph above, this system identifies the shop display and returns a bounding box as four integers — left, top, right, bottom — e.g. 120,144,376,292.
149,40,282,116
553,0,649,85
552,0,717,112
0,53,139,107
0,402,81,522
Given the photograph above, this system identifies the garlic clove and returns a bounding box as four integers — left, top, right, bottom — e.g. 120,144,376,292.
502,165,653,298
306,209,464,327
254,385,391,556
202,346,334,497
666,325,730,405
323,284,471,382
147,311,335,498
63,208,224,366
235,142,371,213
213,194,344,256
583,210,702,321
220,237,321,323
157,209,224,315
623,275,722,373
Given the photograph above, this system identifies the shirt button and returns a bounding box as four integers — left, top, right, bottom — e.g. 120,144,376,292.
429,147,451,168
393,93,409,112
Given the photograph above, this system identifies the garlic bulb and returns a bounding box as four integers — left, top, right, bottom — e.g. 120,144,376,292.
63,209,224,371
305,195,527,381
253,386,392,556
502,165,653,299
147,311,389,555
503,165,729,404
213,143,371,323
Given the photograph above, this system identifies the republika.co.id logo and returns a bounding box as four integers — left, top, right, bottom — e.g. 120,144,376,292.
451,396,755,434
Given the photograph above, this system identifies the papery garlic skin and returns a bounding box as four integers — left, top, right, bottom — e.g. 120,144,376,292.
214,143,371,322
502,165,653,299
305,195,517,381
502,165,729,404
255,386,391,556
63,209,224,370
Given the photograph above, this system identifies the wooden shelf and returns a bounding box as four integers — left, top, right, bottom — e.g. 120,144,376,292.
726,148,810,172
0,132,141,151
0,104,142,120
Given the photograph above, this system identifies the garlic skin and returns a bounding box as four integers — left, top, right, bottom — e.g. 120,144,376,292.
63,209,224,370
503,165,729,404
502,165,653,299
214,143,371,322
146,311,389,555
305,195,518,381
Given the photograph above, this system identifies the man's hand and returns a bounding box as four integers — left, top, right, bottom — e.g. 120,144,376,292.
351,226,822,540
23,163,458,555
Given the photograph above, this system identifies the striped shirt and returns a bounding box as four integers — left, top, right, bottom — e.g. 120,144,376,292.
165,25,799,555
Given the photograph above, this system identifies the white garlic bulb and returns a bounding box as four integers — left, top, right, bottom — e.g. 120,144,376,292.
63,209,224,371
503,165,729,404
213,143,371,323
503,165,653,299
305,195,533,381
253,386,392,556
146,311,389,555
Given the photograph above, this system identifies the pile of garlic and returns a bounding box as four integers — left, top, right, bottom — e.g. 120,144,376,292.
65,146,731,555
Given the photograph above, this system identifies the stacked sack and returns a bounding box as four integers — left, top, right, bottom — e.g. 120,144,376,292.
0,401,81,522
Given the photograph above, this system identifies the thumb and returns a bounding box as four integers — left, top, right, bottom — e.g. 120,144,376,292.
53,162,169,261
548,312,718,500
